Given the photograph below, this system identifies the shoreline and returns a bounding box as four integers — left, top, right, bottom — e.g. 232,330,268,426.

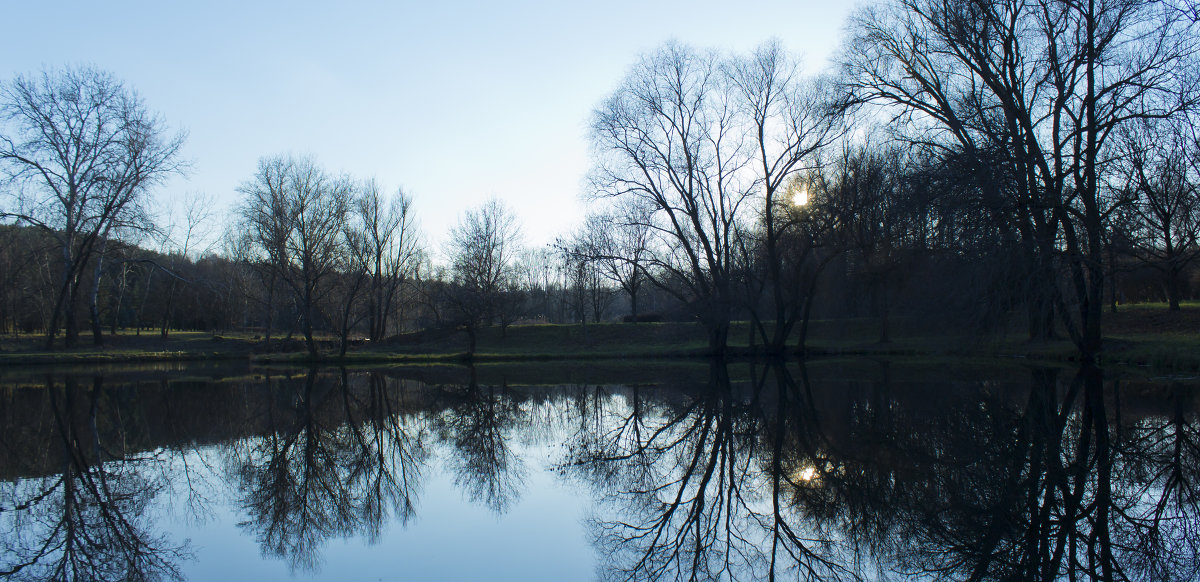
1,326,1196,374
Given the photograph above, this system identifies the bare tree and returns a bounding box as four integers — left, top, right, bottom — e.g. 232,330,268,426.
331,180,421,356
839,0,1200,359
237,155,352,358
823,144,921,343
0,66,186,348
727,40,839,352
356,179,421,341
444,198,523,355
1117,118,1200,310
514,245,561,323
333,215,370,356
592,41,837,353
591,43,753,354
580,200,655,323
560,215,620,324
158,191,213,339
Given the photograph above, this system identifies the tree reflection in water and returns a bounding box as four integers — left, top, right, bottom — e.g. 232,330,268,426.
784,365,1200,582
0,376,189,581
561,362,853,581
229,369,427,572
434,368,528,515
562,362,1200,582
2,363,1198,581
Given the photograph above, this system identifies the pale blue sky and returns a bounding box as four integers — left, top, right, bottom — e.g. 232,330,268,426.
2,0,856,251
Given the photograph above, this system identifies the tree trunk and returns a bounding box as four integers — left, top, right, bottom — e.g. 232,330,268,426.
111,263,129,335
263,274,275,347
87,237,109,346
878,283,891,344
1166,267,1182,311
1106,243,1118,314
338,274,365,357
44,276,70,349
707,319,729,356
797,286,818,354
1080,0,1104,363
302,291,318,359
64,276,81,348
1028,290,1056,342
161,267,179,340
44,237,77,349
134,266,156,338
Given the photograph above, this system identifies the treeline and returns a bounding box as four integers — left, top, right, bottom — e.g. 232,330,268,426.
0,217,685,350
3,0,1200,358
578,0,1200,359
0,223,245,337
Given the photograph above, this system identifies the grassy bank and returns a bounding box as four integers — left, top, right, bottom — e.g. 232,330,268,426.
0,331,259,365
1,302,1198,372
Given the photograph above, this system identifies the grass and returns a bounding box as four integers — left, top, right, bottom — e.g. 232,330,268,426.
1091,301,1200,371
2,302,1198,372
0,330,258,365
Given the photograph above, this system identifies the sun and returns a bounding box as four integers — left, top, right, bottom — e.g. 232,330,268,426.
789,186,809,207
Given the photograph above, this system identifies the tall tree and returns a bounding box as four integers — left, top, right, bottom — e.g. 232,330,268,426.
237,155,351,358
727,40,839,352
560,214,620,324
826,144,920,343
0,66,185,348
591,43,752,354
592,41,835,353
355,179,421,341
1117,118,1200,310
840,0,1200,359
444,198,523,355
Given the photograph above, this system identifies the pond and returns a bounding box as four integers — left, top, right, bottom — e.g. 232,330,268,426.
1,361,1198,581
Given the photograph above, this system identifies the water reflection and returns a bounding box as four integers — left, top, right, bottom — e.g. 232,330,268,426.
561,363,851,581
0,376,189,581
434,369,527,514
227,369,427,572
0,363,1197,581
784,365,1200,582
558,362,1200,581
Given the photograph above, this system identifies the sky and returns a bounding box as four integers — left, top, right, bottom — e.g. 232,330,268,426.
1,0,857,254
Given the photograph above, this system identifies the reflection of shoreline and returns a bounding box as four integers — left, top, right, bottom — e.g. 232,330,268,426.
2,365,1199,580
0,377,191,581
2,364,1198,482
563,364,1200,581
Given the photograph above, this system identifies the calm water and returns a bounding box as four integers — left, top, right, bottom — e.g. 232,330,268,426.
1,361,1198,581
